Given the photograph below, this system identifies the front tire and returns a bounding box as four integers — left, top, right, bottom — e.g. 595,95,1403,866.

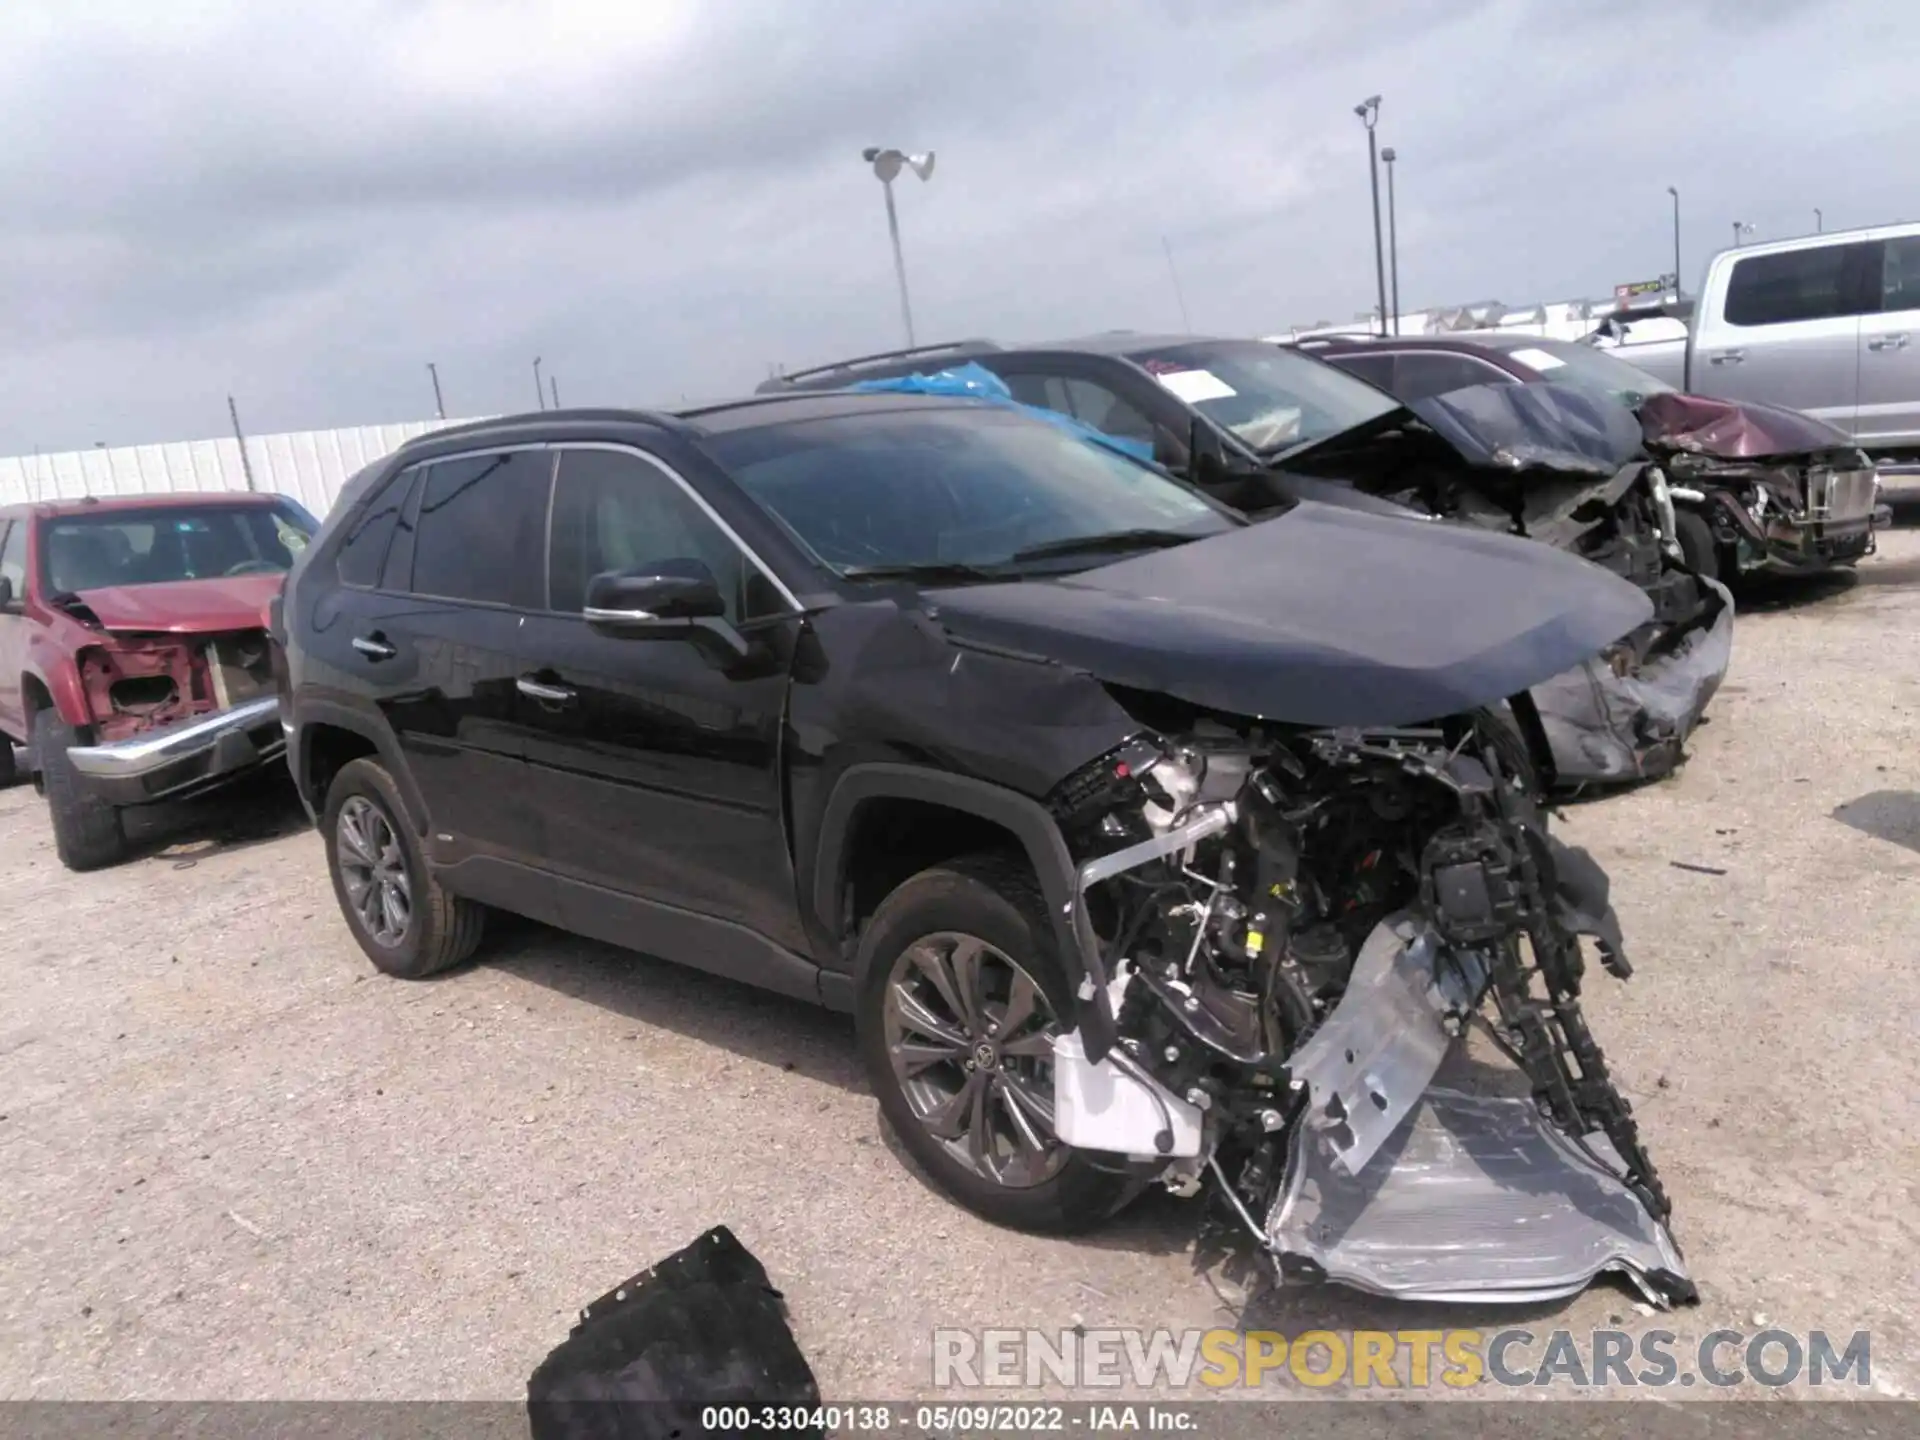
1673,507,1722,585
322,757,484,978
854,852,1135,1234
31,709,127,872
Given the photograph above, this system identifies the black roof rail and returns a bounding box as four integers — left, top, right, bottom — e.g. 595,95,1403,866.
764,338,1002,389
396,407,698,450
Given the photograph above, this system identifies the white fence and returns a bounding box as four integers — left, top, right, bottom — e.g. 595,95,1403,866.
0,417,491,518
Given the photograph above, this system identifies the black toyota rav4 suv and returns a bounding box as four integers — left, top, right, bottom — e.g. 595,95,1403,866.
272,391,1694,1304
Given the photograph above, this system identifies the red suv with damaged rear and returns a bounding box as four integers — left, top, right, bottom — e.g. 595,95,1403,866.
0,492,319,870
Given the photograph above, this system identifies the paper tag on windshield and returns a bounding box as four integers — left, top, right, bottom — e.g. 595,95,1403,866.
1509,347,1567,372
1156,369,1237,403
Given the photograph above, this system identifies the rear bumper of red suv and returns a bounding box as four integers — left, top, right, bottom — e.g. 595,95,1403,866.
63,696,285,806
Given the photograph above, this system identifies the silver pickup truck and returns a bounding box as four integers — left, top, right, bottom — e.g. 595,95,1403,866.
1598,221,1920,465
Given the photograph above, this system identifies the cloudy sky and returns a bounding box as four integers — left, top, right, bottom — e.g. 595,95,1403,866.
1,0,1913,453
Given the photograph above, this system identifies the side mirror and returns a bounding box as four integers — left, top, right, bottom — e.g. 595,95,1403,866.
582,559,748,661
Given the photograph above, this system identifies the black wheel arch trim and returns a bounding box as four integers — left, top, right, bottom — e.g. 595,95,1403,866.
811,762,1116,1057
292,700,431,837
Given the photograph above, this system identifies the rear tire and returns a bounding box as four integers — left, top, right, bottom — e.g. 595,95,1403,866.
322,757,485,979
854,852,1137,1234
1673,507,1722,585
31,709,127,872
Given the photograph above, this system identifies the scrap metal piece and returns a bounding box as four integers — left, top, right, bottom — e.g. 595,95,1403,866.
1268,1086,1695,1308
1285,916,1466,1176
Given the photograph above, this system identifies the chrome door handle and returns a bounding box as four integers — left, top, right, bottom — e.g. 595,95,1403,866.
516,676,576,705
1709,350,1745,365
1867,333,1910,351
351,634,397,660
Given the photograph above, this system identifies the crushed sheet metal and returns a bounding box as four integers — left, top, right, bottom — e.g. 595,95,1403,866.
1268,1086,1694,1308
1286,916,1468,1176
1529,576,1735,785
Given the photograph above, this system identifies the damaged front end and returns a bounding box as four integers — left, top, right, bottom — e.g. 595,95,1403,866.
1274,382,1733,787
1639,391,1887,577
1043,712,1696,1309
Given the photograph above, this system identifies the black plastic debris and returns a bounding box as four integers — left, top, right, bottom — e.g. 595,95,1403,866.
527,1226,822,1440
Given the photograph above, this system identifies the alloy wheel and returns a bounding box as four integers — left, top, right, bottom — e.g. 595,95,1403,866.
336,795,413,948
881,931,1068,1188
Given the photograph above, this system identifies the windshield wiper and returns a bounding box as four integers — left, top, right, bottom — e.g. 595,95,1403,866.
1007,529,1202,563
839,561,1008,584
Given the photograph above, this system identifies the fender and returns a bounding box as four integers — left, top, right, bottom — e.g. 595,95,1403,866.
20,646,90,730
289,697,431,836
809,761,1098,996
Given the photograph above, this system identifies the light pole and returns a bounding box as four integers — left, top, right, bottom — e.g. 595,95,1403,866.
1732,221,1754,248
549,375,560,409
533,356,545,410
1814,208,1823,233
1381,145,1401,334
1667,187,1682,299
862,147,935,348
427,362,445,420
1354,96,1388,338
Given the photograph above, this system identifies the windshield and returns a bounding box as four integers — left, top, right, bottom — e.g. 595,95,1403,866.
1480,337,1676,406
39,500,315,593
702,405,1235,577
1123,339,1402,454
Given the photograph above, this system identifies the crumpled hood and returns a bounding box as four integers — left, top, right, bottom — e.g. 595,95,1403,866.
1275,380,1648,482
1403,381,1649,476
1637,391,1863,460
923,500,1654,727
64,574,283,633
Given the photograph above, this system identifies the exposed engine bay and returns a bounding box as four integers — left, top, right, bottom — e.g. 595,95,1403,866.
1044,710,1697,1308
1638,391,1887,577
73,628,275,744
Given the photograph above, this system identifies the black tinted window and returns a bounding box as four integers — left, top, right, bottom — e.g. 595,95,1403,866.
405,450,549,606
1724,244,1870,326
548,448,765,621
1881,236,1920,312
1389,352,1518,403
334,473,409,588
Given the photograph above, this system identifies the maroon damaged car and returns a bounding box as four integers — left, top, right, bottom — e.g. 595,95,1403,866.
1295,332,1892,585
0,492,318,870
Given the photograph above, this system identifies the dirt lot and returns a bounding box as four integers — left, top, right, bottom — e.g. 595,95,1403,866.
2,527,1918,1406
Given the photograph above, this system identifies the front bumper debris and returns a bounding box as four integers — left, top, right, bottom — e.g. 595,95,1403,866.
1267,909,1694,1309
1269,1085,1694,1307
1529,576,1734,786
65,695,284,806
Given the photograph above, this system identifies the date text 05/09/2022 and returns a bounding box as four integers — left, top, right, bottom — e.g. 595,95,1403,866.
697,1404,1199,1433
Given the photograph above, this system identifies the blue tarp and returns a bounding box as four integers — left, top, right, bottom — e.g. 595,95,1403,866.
846,362,1158,464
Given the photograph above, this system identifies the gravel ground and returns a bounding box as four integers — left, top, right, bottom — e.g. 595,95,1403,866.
2,526,1917,1406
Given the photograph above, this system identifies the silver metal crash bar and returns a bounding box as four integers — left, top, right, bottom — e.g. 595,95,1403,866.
1065,803,1236,1060
66,696,281,778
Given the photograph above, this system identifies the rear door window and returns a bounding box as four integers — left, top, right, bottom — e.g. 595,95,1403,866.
1879,235,1920,313
1724,242,1877,326
398,450,551,608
